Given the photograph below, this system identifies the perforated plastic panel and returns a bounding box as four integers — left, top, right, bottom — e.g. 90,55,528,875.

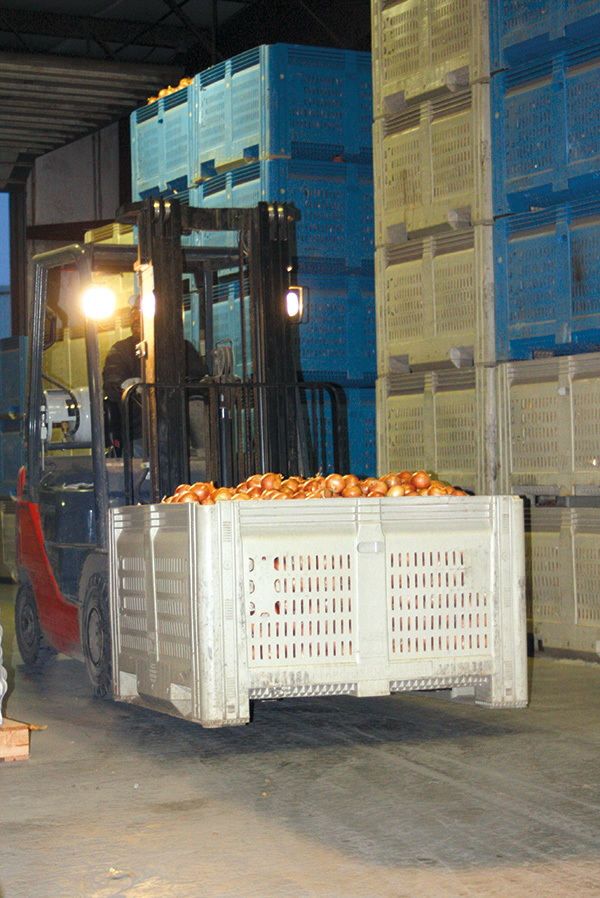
372,0,490,114
527,506,600,657
110,496,528,726
377,379,427,475
181,160,374,270
492,43,600,215
494,198,600,360
497,352,600,495
299,273,376,385
377,368,492,494
374,85,492,242
491,0,600,71
387,544,489,658
130,87,192,199
525,508,562,626
191,44,372,182
376,225,495,372
245,541,356,667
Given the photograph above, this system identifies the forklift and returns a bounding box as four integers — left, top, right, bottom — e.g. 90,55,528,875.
15,198,348,696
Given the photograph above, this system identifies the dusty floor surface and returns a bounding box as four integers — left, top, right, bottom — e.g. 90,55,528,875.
1,581,600,898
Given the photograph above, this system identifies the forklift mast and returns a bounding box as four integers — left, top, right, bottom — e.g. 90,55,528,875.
115,198,301,502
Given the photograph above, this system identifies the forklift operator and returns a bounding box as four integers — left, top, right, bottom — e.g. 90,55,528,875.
102,295,208,455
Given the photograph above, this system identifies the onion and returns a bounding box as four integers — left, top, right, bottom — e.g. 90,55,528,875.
307,487,333,499
191,481,212,501
176,490,198,503
325,473,345,494
261,472,281,491
212,487,234,502
163,468,470,503
411,471,431,490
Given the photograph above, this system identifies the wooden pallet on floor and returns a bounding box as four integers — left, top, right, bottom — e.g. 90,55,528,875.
0,718,30,761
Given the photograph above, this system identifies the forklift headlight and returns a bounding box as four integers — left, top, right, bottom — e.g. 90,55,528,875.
82,285,116,320
285,286,307,321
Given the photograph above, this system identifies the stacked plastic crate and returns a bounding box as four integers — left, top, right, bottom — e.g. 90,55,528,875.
490,1,600,657
372,0,497,495
131,44,377,475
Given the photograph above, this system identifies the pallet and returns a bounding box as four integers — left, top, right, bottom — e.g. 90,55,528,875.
0,718,30,761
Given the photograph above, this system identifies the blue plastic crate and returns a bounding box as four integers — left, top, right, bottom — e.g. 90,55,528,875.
180,159,374,268
191,44,372,183
212,289,251,381
494,197,600,359
131,85,192,200
346,387,377,478
492,41,600,214
491,0,600,70
0,335,27,418
195,265,376,386
298,271,376,387
316,385,376,477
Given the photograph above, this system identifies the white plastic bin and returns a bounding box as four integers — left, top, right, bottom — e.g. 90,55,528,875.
497,352,600,497
371,0,490,113
376,224,496,373
377,366,499,496
374,84,492,243
109,496,527,727
527,504,600,658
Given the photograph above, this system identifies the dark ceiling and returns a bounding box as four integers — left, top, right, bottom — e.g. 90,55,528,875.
0,0,371,190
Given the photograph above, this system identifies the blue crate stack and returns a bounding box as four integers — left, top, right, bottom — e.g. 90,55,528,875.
131,43,377,476
373,0,600,493
491,23,600,360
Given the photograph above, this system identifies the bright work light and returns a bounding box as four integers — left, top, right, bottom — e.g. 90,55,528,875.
285,286,306,320
82,285,116,320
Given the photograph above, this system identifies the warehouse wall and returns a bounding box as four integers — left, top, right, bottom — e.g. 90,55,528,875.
22,121,126,330
27,121,120,226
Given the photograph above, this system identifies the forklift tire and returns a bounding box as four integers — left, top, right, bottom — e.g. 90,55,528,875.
81,572,112,699
14,580,56,669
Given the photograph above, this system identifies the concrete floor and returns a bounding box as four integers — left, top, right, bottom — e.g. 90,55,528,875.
1,581,600,898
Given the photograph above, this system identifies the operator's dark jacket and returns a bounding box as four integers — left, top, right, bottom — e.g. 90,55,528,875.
102,336,208,440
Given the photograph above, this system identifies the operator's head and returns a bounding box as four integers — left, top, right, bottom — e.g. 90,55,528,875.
129,294,141,342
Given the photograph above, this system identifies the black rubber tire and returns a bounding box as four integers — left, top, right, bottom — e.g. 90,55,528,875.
14,580,56,668
81,572,112,698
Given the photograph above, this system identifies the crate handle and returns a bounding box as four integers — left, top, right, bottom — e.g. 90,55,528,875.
357,541,384,554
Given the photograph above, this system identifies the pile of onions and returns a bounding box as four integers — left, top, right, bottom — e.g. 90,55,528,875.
163,471,468,504
147,77,193,104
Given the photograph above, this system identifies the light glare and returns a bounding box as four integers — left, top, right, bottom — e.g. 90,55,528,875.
141,291,156,317
286,289,302,318
82,285,116,320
